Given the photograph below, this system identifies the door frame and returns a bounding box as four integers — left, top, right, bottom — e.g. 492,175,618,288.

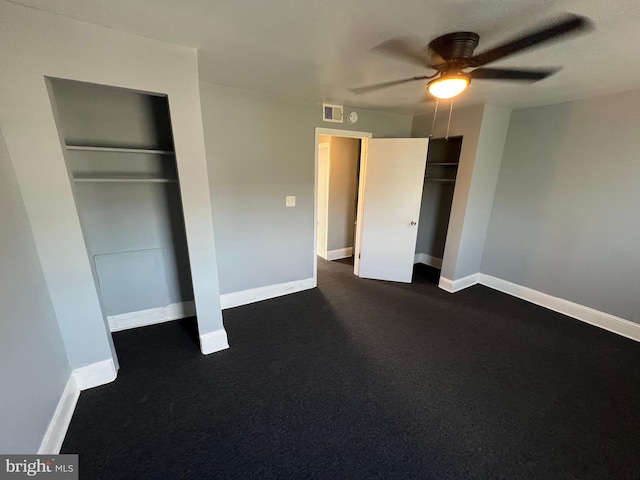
313,127,372,286
316,141,331,259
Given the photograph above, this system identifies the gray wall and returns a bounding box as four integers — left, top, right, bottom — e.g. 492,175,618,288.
51,80,193,317
482,89,640,323
201,82,413,294
0,129,71,453
453,105,511,279
327,136,359,252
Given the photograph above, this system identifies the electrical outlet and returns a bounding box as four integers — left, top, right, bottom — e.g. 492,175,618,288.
286,196,296,207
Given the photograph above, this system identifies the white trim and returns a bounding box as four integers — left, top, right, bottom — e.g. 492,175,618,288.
316,128,372,138
220,277,315,310
354,137,368,277
39,358,120,453
107,301,195,332
478,274,640,342
72,358,117,390
317,142,330,259
414,253,443,269
38,375,80,454
326,247,353,261
199,329,230,355
314,127,372,286
438,273,479,293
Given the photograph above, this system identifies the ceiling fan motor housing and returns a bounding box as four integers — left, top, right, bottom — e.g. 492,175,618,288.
429,32,479,70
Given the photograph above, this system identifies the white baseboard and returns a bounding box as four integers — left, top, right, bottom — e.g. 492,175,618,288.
39,358,118,454
38,375,80,454
439,273,479,293
200,329,230,355
72,358,117,390
479,274,640,342
326,247,353,261
220,277,315,309
414,253,443,269
107,301,195,332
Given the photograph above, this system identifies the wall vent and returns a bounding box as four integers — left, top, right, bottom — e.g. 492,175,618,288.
322,103,343,123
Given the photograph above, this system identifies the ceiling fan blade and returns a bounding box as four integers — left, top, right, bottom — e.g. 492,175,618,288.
349,76,432,95
470,14,592,67
470,67,559,81
370,38,435,68
426,46,447,68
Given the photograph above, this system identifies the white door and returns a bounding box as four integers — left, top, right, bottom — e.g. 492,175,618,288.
356,138,429,283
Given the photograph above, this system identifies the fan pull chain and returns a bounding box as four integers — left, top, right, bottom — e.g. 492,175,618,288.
430,99,439,137
446,99,454,139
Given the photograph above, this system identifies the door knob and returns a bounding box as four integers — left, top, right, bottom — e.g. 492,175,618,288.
410,221,417,226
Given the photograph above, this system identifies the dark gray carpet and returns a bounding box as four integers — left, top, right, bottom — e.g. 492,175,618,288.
62,258,640,479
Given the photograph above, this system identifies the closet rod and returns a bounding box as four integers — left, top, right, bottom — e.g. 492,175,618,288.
74,177,177,183
66,145,174,156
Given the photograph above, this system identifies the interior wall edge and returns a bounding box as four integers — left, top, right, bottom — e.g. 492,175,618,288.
450,104,512,280
436,104,486,280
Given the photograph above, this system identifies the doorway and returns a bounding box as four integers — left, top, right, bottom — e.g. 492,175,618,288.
314,128,372,285
315,131,462,288
317,135,361,261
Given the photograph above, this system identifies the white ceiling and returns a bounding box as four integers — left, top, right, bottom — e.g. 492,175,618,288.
11,0,640,115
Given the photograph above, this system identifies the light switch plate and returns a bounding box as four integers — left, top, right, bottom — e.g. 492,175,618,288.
286,196,296,207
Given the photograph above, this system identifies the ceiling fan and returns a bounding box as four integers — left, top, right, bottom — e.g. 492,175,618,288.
351,13,592,100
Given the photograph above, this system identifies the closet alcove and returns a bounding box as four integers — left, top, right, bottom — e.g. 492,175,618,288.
414,136,463,274
50,79,195,334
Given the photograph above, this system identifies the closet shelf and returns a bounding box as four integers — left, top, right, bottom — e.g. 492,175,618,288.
426,178,456,183
66,145,174,156
74,176,177,183
427,162,458,166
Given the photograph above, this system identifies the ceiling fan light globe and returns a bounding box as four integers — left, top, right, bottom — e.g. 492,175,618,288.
427,76,469,99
